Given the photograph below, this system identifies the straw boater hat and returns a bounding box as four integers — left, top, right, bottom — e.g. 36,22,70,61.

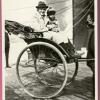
36,1,48,9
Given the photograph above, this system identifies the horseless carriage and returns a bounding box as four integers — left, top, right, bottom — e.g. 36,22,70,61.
5,20,94,99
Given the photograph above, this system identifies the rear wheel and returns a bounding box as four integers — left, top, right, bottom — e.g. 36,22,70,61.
16,42,68,99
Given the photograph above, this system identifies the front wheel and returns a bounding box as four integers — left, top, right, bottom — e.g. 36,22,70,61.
16,42,68,99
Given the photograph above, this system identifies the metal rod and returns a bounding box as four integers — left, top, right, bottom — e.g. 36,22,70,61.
78,58,94,62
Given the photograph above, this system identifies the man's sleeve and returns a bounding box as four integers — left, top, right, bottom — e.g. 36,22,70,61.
30,16,41,32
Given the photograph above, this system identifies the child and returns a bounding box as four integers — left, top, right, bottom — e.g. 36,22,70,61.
46,7,60,32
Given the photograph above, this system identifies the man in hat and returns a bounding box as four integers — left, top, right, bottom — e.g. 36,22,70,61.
31,1,48,32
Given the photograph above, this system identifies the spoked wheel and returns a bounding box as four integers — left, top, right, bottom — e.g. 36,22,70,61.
16,42,68,99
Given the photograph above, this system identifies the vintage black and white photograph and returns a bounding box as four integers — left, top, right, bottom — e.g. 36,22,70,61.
3,0,96,100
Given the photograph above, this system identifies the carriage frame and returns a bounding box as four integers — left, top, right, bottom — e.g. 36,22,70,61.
16,35,89,99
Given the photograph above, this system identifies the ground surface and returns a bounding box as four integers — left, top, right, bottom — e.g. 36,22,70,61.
5,35,94,100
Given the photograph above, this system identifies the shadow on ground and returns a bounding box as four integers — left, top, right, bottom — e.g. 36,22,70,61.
5,77,94,100
53,76,94,100
5,86,25,100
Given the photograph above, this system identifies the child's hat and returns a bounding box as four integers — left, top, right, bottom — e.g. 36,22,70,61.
47,7,56,16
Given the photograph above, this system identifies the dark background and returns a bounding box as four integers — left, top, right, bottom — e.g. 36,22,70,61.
73,0,94,49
